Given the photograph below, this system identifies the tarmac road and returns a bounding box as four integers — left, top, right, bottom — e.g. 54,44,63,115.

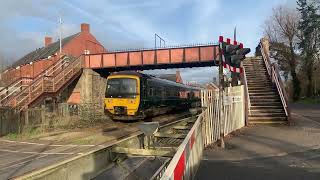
0,111,192,179
0,139,98,179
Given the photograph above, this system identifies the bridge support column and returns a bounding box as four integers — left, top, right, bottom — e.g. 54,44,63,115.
78,69,107,120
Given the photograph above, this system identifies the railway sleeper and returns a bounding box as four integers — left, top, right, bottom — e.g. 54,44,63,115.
154,132,187,139
172,125,191,130
112,147,175,157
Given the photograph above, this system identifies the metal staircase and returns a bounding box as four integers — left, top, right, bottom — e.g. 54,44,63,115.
242,38,290,124
0,55,83,111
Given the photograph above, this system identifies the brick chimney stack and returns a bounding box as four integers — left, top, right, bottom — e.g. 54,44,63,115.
176,70,183,84
81,23,90,33
45,36,52,47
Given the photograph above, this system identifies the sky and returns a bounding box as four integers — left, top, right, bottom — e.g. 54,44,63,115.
0,0,295,83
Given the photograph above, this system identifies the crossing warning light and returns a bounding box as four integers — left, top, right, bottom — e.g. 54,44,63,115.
219,36,251,73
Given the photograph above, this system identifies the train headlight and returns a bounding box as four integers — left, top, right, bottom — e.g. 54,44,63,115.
129,100,134,104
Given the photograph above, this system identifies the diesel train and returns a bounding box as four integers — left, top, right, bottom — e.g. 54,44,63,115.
104,71,200,121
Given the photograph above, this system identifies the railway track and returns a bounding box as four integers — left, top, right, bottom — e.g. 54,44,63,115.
3,110,199,180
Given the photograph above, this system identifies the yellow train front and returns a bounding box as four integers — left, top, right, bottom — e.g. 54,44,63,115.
104,71,200,121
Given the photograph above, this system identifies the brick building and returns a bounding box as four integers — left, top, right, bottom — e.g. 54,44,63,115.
158,70,183,83
0,23,106,86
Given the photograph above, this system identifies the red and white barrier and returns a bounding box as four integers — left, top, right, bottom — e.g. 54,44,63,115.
160,86,245,180
161,113,204,180
219,36,244,73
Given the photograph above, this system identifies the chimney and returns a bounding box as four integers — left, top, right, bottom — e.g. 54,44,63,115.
81,23,90,33
176,70,182,83
45,36,52,47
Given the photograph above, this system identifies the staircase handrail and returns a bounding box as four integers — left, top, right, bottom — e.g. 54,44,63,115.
0,78,32,106
0,77,32,97
260,43,272,77
26,55,69,83
242,66,251,119
271,65,288,116
260,39,289,118
0,55,69,105
14,55,83,110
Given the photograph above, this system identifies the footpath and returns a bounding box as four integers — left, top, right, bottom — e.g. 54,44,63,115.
195,105,320,180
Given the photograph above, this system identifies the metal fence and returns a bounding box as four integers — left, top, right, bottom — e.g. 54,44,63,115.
160,85,245,180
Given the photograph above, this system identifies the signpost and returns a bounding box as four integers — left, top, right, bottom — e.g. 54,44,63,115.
218,36,250,148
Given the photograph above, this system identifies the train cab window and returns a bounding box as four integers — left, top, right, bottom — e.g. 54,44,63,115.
106,78,137,98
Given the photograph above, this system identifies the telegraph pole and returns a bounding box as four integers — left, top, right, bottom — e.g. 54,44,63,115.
219,36,225,148
234,26,237,42
59,16,63,55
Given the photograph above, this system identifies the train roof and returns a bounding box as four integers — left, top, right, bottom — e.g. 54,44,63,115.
110,71,146,77
109,71,202,90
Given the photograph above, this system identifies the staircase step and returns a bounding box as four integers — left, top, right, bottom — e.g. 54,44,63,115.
249,93,277,96
248,86,275,90
249,89,277,93
246,74,269,77
249,112,286,117
246,74,268,77
250,97,280,101
245,67,267,69
249,93,278,97
250,109,285,113
246,74,269,79
247,83,273,86
250,98,280,102
247,81,272,84
245,65,266,67
247,76,269,79
246,71,267,73
246,66,267,69
249,116,287,120
247,83,273,87
244,66,266,69
246,75,269,79
250,105,284,110
250,94,279,97
250,102,282,106
247,83,272,85
248,88,275,91
244,63,266,65
248,120,288,124
247,78,270,81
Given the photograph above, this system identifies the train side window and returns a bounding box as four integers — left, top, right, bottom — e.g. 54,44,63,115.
149,88,153,96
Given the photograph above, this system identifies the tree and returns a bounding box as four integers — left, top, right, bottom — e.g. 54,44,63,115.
297,0,320,97
264,5,301,100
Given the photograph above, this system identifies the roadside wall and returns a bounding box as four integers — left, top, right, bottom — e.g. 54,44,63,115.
0,102,110,137
0,108,20,136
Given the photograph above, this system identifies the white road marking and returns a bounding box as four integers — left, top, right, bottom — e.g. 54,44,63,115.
0,139,102,147
0,146,86,172
0,149,84,155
